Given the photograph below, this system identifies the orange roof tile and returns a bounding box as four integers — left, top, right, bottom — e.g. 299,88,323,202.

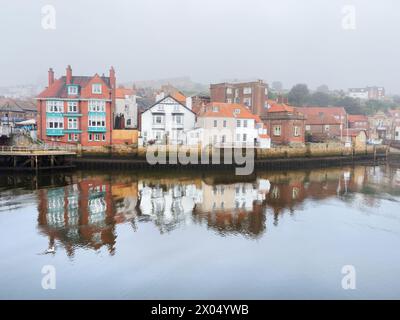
199,102,259,119
115,87,135,99
348,114,368,122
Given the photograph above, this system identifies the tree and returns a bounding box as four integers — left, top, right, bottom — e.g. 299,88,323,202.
309,91,332,106
392,95,400,104
316,84,329,94
288,84,309,106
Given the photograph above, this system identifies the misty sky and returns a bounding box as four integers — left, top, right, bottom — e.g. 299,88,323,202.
1,0,399,93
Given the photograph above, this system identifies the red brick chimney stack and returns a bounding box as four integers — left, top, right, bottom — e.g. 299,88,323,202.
66,65,72,84
109,66,116,89
48,68,54,86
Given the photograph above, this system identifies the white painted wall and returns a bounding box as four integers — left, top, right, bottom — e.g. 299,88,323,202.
141,96,196,145
115,94,138,128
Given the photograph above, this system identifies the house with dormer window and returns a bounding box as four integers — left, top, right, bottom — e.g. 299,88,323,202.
36,65,116,146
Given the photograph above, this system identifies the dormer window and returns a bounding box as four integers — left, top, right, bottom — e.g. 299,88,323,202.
212,106,219,112
92,83,102,94
68,85,78,95
234,108,240,114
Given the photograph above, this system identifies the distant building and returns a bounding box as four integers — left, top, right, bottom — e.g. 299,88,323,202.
36,65,116,145
297,107,347,141
210,80,268,115
348,114,369,133
259,100,305,145
0,98,37,124
387,109,400,141
140,95,196,145
348,86,385,100
368,111,392,140
114,87,138,129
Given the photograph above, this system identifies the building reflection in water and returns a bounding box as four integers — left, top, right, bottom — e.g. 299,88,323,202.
28,163,400,256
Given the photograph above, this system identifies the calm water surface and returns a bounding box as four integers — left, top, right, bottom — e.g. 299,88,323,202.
0,164,400,299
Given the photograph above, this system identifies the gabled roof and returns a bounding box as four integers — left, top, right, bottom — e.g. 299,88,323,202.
141,95,195,115
37,75,111,99
198,102,259,120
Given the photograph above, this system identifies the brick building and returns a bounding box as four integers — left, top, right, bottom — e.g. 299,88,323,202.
210,80,268,115
348,115,369,132
296,107,346,141
259,100,306,145
36,65,116,146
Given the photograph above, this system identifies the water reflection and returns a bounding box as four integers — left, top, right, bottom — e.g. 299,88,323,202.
1,163,399,256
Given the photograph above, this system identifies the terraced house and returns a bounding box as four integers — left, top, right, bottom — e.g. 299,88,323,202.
36,65,116,146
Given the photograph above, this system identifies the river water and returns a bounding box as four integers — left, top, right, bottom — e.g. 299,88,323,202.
0,164,400,299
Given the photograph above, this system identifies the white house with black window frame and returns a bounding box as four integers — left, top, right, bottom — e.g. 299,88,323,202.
140,95,196,145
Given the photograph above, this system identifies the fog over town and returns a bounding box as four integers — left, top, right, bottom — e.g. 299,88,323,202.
0,0,399,94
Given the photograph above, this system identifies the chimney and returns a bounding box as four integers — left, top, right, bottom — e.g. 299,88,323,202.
186,97,192,110
66,65,72,84
48,68,54,86
109,66,116,89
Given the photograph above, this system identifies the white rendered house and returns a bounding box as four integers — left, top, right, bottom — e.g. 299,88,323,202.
140,95,196,145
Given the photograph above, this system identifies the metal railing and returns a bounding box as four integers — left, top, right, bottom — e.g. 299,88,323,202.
0,144,77,153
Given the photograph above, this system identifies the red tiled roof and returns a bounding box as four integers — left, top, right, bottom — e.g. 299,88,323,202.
115,87,135,99
37,75,111,99
199,102,259,119
305,114,341,125
297,106,347,117
348,114,368,122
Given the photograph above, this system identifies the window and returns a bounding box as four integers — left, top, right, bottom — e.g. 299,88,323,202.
153,115,163,124
89,133,93,141
227,98,232,103
243,120,248,128
89,133,103,142
234,108,240,114
236,120,241,127
126,119,131,126
223,120,227,127
212,106,219,112
305,125,311,131
92,83,102,94
293,126,300,136
265,88,268,95
88,100,106,112
243,97,252,106
221,135,226,143
324,124,330,131
214,120,218,127
155,131,161,140
157,104,164,111
174,115,183,124
46,117,63,129
243,133,247,142
68,134,79,141
236,134,240,141
68,86,78,95
46,101,64,113
226,88,232,94
243,87,252,94
68,101,78,113
88,114,105,127
102,134,106,141
273,125,281,136
68,118,78,129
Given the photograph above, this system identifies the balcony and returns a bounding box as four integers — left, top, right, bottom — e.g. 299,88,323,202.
88,126,107,133
46,128,64,136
